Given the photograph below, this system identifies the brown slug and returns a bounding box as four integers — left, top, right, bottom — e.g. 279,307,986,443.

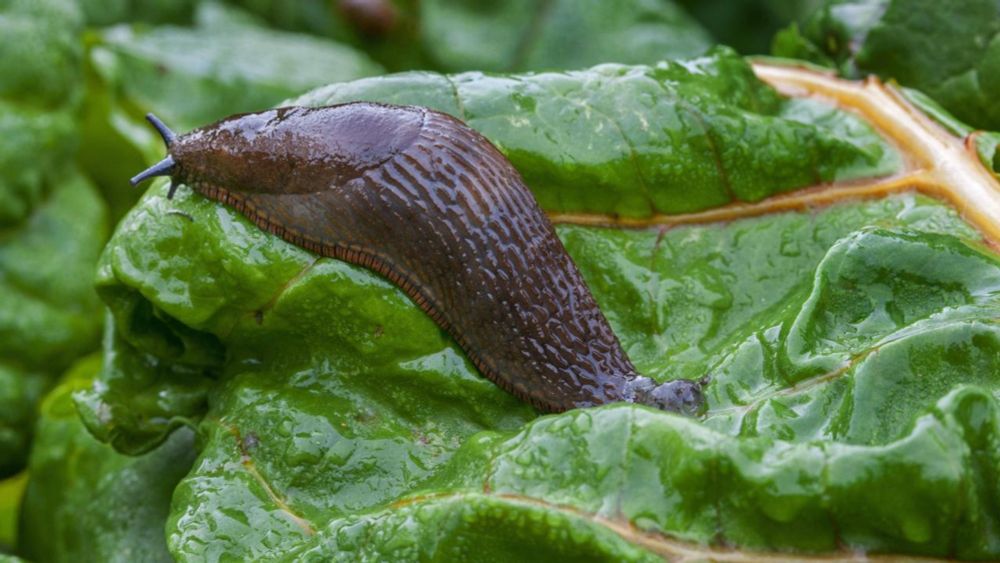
130,103,705,414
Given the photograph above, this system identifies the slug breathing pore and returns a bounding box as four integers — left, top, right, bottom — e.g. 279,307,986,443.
130,104,706,414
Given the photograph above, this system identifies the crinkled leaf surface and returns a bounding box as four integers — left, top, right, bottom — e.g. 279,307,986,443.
0,169,108,475
296,48,899,217
0,0,107,477
0,105,77,227
0,0,82,226
18,355,196,563
71,49,1000,561
0,0,83,108
772,0,1000,131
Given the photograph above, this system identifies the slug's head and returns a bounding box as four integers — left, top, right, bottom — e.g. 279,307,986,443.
626,375,707,416
130,104,425,199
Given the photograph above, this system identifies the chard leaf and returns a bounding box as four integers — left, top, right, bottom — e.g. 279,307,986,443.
977,132,1000,176
295,48,900,217
79,51,1000,560
17,355,195,562
0,170,107,476
287,387,999,559
0,0,83,108
0,0,105,478
0,472,25,550
0,105,77,226
773,0,1000,131
101,188,997,560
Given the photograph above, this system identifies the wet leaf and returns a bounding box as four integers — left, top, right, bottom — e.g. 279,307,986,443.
81,50,1000,560
294,48,900,217
772,0,1000,131
0,0,105,478
17,355,196,562
0,170,107,476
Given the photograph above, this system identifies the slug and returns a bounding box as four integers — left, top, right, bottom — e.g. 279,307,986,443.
130,103,705,414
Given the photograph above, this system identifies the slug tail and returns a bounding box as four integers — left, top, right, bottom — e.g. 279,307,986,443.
130,155,176,186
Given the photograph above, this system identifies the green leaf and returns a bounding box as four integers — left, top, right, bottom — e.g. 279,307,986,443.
294,48,899,217
87,4,384,132
84,54,1000,560
677,0,825,55
287,386,999,559
977,131,1000,177
0,369,47,477
96,183,1000,559
76,0,198,26
0,0,83,108
418,0,712,72
225,0,714,73
0,472,26,550
73,314,215,454
0,0,103,478
292,491,666,562
17,355,197,562
0,169,107,476
773,0,1000,131
0,170,107,369
0,101,77,227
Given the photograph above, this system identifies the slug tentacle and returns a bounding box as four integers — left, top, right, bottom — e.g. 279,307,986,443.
130,103,706,414
146,113,176,146
129,155,175,187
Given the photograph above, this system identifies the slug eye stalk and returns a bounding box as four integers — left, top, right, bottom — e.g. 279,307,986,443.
145,113,176,146
129,155,175,187
130,114,181,198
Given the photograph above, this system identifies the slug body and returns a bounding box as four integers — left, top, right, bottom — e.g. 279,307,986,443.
131,103,704,414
